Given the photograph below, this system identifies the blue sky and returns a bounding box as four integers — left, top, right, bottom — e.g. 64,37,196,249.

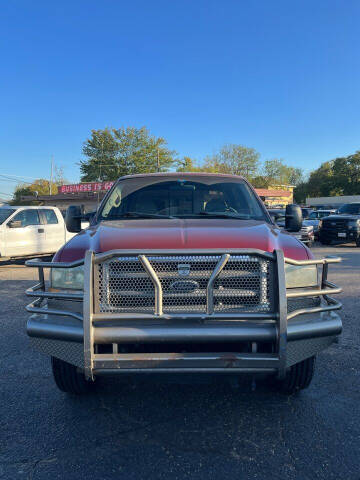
1,0,359,198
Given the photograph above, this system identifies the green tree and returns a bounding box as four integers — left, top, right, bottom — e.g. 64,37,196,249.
80,127,176,181
288,167,304,185
176,157,202,172
251,175,269,188
293,182,309,203
332,151,360,195
293,151,360,202
11,179,60,205
203,144,260,179
263,158,284,183
305,161,337,197
263,158,303,186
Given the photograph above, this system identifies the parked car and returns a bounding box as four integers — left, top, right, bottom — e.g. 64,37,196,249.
0,206,88,259
301,207,314,219
303,210,337,238
25,173,342,395
268,208,315,246
319,203,360,246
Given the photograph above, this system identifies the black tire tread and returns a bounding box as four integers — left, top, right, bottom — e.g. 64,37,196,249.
278,356,316,394
319,237,331,245
51,356,94,394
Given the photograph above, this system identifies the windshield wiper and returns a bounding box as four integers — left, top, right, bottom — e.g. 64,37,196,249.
104,211,175,219
198,211,251,219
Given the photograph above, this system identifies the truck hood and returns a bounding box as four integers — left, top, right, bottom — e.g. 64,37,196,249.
303,219,319,227
55,218,310,262
322,214,359,221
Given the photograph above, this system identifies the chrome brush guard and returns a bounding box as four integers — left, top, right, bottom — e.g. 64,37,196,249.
26,249,342,380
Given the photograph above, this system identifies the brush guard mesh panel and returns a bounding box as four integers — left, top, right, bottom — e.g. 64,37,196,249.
96,254,273,315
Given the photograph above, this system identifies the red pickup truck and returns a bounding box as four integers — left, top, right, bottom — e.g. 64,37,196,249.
25,173,342,395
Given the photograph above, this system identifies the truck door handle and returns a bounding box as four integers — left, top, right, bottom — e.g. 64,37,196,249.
38,228,44,233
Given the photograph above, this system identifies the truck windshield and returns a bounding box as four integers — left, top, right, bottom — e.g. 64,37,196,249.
338,204,360,215
0,208,15,224
99,176,267,221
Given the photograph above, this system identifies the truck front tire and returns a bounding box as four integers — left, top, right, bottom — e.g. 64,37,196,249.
277,356,316,394
51,357,96,394
319,236,331,245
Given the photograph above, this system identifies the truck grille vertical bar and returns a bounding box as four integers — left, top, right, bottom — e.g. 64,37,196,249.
206,254,230,314
83,250,95,380
259,260,268,306
138,255,163,315
275,249,287,379
38,265,45,290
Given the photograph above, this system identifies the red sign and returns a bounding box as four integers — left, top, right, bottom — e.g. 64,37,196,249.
58,182,115,194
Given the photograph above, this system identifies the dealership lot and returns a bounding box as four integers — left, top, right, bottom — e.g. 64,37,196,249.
0,244,359,480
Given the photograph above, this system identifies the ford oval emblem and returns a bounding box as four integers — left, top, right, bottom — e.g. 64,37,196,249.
169,280,199,293
178,263,191,276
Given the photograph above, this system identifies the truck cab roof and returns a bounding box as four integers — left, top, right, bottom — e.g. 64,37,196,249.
118,172,246,181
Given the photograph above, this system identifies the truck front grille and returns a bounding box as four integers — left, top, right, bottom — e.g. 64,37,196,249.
300,226,311,234
96,254,273,315
322,219,348,230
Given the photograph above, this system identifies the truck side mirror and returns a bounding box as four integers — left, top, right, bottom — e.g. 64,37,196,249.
65,205,82,233
7,220,22,228
285,204,302,232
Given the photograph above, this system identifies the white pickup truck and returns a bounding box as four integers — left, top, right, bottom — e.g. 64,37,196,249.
0,205,87,259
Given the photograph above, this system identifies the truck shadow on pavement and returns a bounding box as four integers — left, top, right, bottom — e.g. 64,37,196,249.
1,269,358,478
58,372,320,445
51,368,350,479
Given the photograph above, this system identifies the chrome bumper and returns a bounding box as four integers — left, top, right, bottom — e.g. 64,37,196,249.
25,249,342,379
27,311,342,345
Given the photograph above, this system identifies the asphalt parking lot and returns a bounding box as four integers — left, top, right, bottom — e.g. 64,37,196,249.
0,244,359,480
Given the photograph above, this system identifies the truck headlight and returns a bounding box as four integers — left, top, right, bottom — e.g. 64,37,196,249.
348,220,360,229
50,266,84,290
285,264,318,288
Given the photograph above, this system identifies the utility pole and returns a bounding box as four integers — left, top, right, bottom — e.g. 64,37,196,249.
157,149,160,172
50,155,54,195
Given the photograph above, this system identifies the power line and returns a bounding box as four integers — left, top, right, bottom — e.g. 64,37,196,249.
0,177,25,184
0,178,24,185
0,174,33,184
0,178,18,183
0,173,38,179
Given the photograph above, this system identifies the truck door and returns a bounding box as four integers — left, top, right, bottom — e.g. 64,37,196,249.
4,209,45,257
39,209,66,252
